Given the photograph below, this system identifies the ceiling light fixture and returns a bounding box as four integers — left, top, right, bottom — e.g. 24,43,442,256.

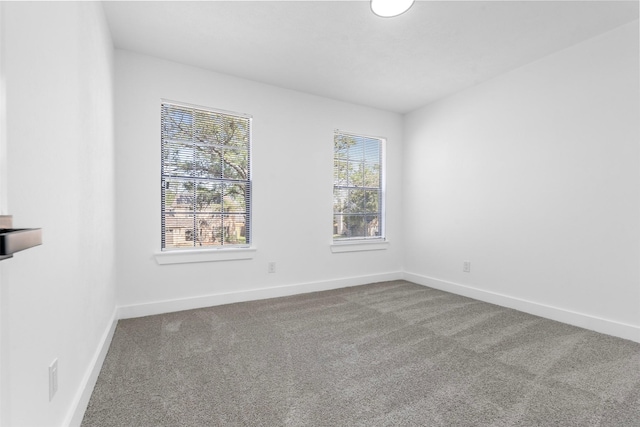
371,0,415,18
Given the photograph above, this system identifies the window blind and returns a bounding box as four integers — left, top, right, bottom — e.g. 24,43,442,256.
333,131,384,241
161,101,251,250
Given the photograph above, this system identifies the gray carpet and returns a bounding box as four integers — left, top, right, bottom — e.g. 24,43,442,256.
81,281,640,426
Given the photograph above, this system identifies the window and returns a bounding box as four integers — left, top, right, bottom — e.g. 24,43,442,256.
333,131,384,241
161,101,251,250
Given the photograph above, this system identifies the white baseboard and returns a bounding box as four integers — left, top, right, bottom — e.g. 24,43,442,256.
404,272,640,344
118,271,405,319
64,308,119,427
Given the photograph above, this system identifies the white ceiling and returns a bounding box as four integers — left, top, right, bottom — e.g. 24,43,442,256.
103,1,638,114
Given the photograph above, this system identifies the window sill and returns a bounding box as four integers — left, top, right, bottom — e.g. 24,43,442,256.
154,247,256,265
330,240,389,253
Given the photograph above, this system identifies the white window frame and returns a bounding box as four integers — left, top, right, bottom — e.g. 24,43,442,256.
155,100,255,264
332,130,387,252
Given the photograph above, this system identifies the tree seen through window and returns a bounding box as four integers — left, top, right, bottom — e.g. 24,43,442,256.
333,131,384,240
161,102,251,249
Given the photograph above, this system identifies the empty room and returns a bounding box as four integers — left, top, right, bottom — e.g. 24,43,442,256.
0,0,639,426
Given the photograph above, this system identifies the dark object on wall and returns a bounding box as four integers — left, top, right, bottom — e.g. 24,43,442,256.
0,215,42,261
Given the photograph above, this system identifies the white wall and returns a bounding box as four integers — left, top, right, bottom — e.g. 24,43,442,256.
0,3,7,424
2,2,116,426
0,1,6,216
114,51,404,314
403,21,640,341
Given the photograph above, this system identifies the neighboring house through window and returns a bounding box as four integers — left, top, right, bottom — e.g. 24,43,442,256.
333,130,385,241
161,101,251,250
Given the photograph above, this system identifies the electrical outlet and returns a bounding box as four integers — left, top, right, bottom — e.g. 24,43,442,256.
463,261,471,273
49,359,58,401
268,262,276,274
